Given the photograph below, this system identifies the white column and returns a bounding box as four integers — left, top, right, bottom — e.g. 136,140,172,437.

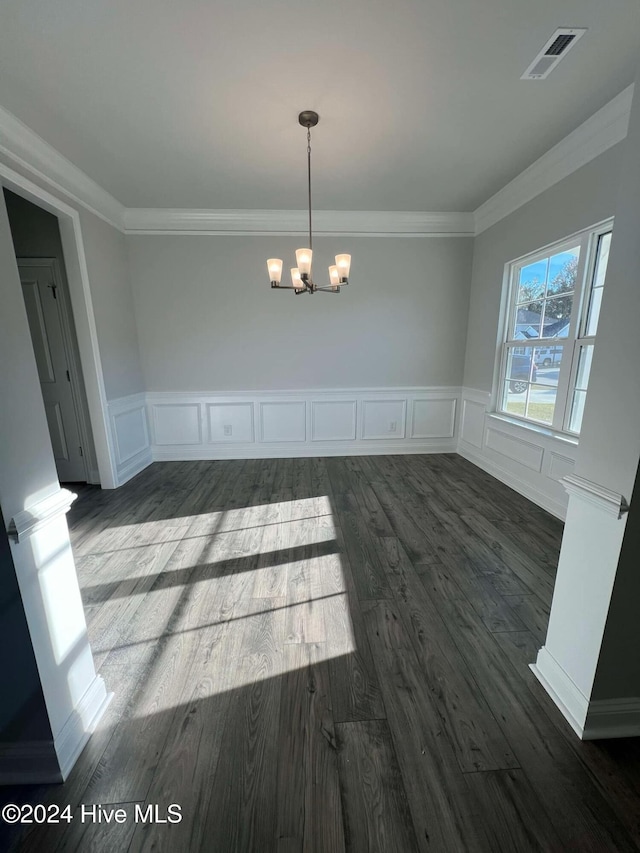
531,65,640,739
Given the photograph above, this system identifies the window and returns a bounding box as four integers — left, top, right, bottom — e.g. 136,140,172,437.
498,222,612,434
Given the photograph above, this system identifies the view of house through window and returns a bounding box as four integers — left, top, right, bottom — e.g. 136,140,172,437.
499,223,612,433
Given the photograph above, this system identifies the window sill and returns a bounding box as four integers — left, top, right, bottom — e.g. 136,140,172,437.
487,412,579,446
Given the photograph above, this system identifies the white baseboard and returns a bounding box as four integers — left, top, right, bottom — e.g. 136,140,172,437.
53,675,112,781
530,646,589,738
531,647,640,740
0,741,62,785
458,441,567,519
583,698,640,740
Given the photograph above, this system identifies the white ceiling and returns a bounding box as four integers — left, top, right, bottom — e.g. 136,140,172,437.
0,0,638,212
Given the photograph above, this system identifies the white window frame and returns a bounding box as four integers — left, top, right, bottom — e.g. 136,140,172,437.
497,219,613,435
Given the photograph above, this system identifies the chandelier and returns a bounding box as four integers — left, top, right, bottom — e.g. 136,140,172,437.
267,111,351,294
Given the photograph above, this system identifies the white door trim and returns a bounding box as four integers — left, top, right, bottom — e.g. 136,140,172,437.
1,162,117,487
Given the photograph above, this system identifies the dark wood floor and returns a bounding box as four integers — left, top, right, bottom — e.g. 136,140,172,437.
5,454,640,852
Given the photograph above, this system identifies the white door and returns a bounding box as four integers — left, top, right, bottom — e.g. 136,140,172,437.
19,262,87,482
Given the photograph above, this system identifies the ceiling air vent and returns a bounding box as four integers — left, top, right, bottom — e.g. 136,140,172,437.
521,28,587,80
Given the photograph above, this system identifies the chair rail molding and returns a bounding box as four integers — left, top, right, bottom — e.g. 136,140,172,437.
562,474,630,519
8,488,77,543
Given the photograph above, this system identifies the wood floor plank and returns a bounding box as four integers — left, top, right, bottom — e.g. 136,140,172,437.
379,537,519,773
363,598,485,852
276,643,346,853
336,719,419,853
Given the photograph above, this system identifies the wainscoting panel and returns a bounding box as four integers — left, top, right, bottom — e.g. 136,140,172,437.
485,427,544,473
457,387,578,519
146,388,460,461
411,398,456,439
207,402,254,443
311,400,357,442
152,403,201,446
460,397,486,449
260,401,307,443
107,393,152,486
362,399,407,440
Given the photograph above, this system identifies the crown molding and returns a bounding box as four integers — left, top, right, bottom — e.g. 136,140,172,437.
121,208,475,236
474,84,634,235
0,105,125,230
0,84,634,238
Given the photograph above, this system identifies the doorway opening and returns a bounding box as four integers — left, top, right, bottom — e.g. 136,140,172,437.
3,189,98,485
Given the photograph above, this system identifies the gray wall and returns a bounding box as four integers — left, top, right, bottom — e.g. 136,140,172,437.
79,210,145,400
127,234,473,391
463,144,623,394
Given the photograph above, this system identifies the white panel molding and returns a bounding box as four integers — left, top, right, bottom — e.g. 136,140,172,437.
583,698,640,740
260,401,307,443
530,646,590,739
362,399,407,440
107,393,152,486
485,426,544,473
0,741,62,784
311,400,357,442
146,388,459,461
410,398,457,439
474,84,634,234
54,676,112,780
8,488,77,543
547,452,575,483
0,105,124,230
122,208,475,237
151,402,202,446
562,474,630,519
460,398,486,450
207,402,255,443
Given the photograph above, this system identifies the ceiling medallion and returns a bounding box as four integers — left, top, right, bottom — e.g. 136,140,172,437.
267,111,351,294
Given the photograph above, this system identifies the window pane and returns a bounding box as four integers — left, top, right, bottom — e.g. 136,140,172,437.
513,303,543,339
526,383,556,425
506,348,534,386
586,232,611,335
541,293,573,337
534,344,564,369
569,389,587,433
575,344,594,392
568,345,594,433
503,380,530,418
546,247,580,296
518,260,547,303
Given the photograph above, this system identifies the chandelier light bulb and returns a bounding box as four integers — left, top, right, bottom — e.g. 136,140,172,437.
295,248,312,276
290,267,303,290
336,254,351,281
267,258,283,284
329,265,340,290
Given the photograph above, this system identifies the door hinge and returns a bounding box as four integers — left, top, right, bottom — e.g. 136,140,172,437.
66,369,71,382
79,446,83,457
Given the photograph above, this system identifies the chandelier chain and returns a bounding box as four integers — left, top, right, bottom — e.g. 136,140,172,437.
307,126,312,251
